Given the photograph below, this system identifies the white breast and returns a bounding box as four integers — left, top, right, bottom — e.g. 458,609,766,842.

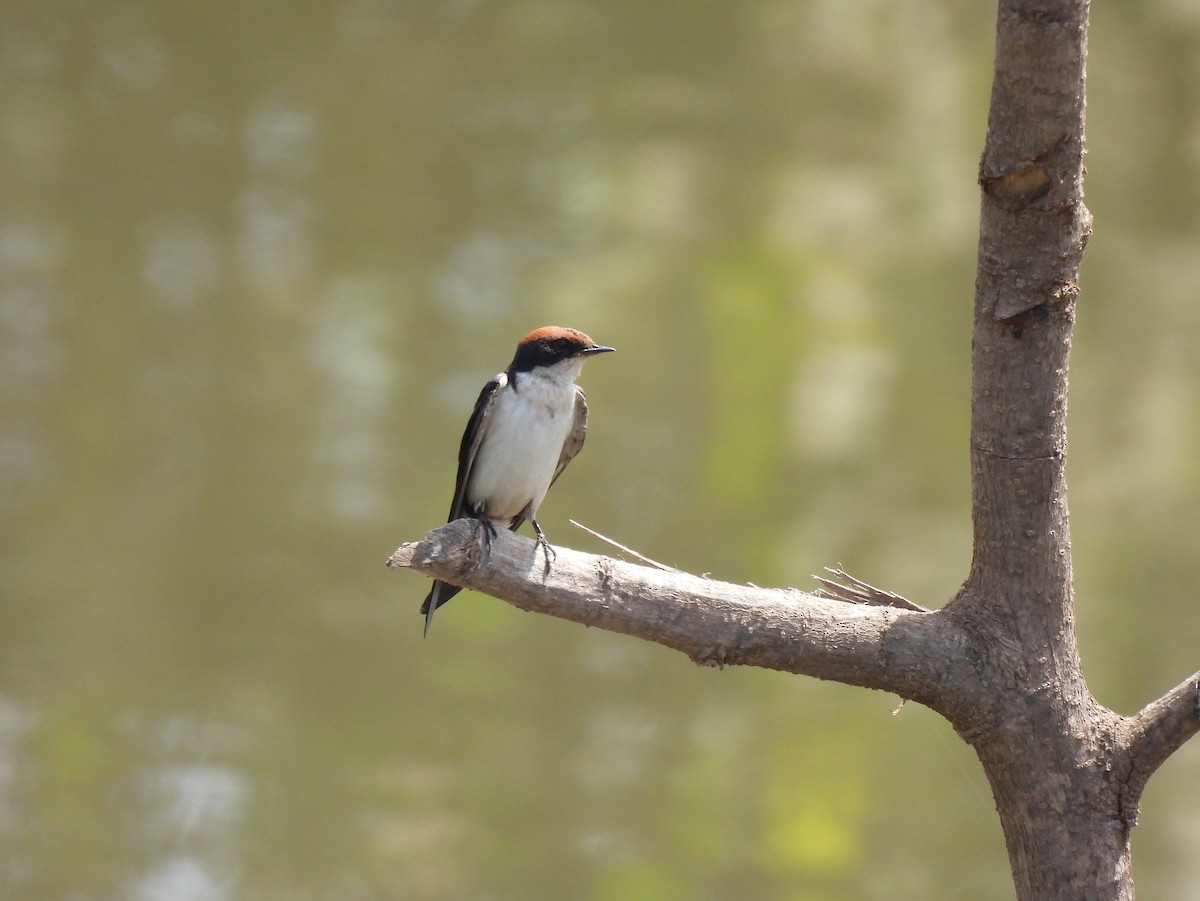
466,364,580,523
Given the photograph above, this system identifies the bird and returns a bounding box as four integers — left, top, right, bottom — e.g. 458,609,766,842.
420,326,615,636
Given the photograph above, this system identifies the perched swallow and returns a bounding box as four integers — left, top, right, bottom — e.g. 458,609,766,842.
420,326,615,635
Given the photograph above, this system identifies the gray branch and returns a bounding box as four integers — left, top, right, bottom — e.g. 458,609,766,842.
389,520,972,708
1123,672,1200,812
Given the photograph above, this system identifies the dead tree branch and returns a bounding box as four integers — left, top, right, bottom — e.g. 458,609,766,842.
390,521,972,708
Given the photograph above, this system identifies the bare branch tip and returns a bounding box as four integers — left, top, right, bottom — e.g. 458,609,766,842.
385,544,416,569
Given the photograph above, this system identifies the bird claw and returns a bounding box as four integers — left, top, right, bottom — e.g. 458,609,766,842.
475,517,498,553
536,535,556,575
531,519,555,576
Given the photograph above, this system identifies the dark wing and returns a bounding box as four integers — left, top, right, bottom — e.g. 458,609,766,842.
420,373,505,633
550,385,589,487
446,373,505,522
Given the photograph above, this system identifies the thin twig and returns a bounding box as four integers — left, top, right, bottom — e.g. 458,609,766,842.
813,566,928,612
569,519,681,572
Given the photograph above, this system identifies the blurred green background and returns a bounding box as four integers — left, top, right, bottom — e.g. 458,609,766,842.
3,1,1200,899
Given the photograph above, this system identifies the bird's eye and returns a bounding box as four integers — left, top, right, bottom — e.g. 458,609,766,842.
553,338,571,352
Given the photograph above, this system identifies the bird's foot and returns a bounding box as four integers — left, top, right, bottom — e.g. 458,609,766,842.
475,517,498,554
531,518,555,576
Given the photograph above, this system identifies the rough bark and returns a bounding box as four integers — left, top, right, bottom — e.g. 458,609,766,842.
390,0,1200,897
388,522,976,712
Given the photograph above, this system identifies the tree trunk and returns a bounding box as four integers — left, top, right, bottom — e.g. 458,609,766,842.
962,0,1119,895
390,0,1200,896
972,712,1134,898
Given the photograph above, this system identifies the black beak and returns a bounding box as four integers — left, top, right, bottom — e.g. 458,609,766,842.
583,344,616,355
